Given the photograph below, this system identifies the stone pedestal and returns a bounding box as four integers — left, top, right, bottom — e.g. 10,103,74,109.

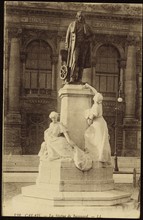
36,160,114,192
13,159,131,210
59,84,93,149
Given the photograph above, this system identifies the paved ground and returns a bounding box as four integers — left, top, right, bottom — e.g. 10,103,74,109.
2,182,140,218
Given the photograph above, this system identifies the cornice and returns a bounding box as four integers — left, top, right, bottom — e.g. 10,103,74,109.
5,3,142,22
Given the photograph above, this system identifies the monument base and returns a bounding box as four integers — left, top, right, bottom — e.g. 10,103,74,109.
12,159,131,212
36,159,114,192
13,189,131,207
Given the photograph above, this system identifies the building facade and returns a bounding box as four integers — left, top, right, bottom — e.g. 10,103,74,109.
4,2,142,156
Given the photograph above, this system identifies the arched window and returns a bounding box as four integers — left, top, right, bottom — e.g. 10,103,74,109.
93,44,120,97
24,39,52,94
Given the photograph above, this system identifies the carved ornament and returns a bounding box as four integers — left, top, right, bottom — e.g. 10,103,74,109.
123,4,142,16
21,29,57,50
118,58,126,69
6,2,142,16
23,96,57,105
51,55,58,64
8,27,22,39
94,34,127,48
126,33,142,46
101,4,121,13
20,51,27,62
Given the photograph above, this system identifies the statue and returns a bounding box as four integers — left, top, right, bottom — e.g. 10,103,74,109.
84,83,112,166
38,111,92,171
60,11,94,84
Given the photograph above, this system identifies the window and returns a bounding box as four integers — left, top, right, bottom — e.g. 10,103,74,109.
24,40,52,95
93,45,120,96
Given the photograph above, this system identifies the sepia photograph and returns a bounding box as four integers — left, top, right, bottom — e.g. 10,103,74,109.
2,1,142,218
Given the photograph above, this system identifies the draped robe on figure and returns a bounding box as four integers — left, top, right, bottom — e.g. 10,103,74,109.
84,102,111,163
38,121,92,171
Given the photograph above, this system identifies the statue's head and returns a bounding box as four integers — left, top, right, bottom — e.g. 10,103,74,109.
93,93,103,104
49,111,59,122
76,11,85,23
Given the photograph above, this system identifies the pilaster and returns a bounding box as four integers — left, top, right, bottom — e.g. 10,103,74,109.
4,31,22,154
122,34,141,156
124,43,136,121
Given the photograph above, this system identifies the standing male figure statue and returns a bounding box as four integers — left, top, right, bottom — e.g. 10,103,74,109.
65,11,94,84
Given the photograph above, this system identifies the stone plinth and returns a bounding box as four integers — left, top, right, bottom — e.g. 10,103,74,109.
36,160,114,192
59,84,93,149
20,187,131,207
15,159,131,208
12,194,136,217
13,160,131,213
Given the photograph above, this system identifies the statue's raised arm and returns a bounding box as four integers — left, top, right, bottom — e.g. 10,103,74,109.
84,83,98,95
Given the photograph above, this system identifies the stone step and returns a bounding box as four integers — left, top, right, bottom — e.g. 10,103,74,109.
12,194,140,218
18,184,132,206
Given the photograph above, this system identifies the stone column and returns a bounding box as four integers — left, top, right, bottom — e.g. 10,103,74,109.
136,72,142,120
5,36,22,154
8,38,21,112
20,51,26,96
122,36,139,156
4,28,9,116
59,84,93,149
136,46,142,120
124,44,136,120
57,37,65,112
118,59,126,92
51,55,58,91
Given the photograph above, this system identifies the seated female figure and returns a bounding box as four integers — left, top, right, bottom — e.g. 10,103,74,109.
38,111,92,171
